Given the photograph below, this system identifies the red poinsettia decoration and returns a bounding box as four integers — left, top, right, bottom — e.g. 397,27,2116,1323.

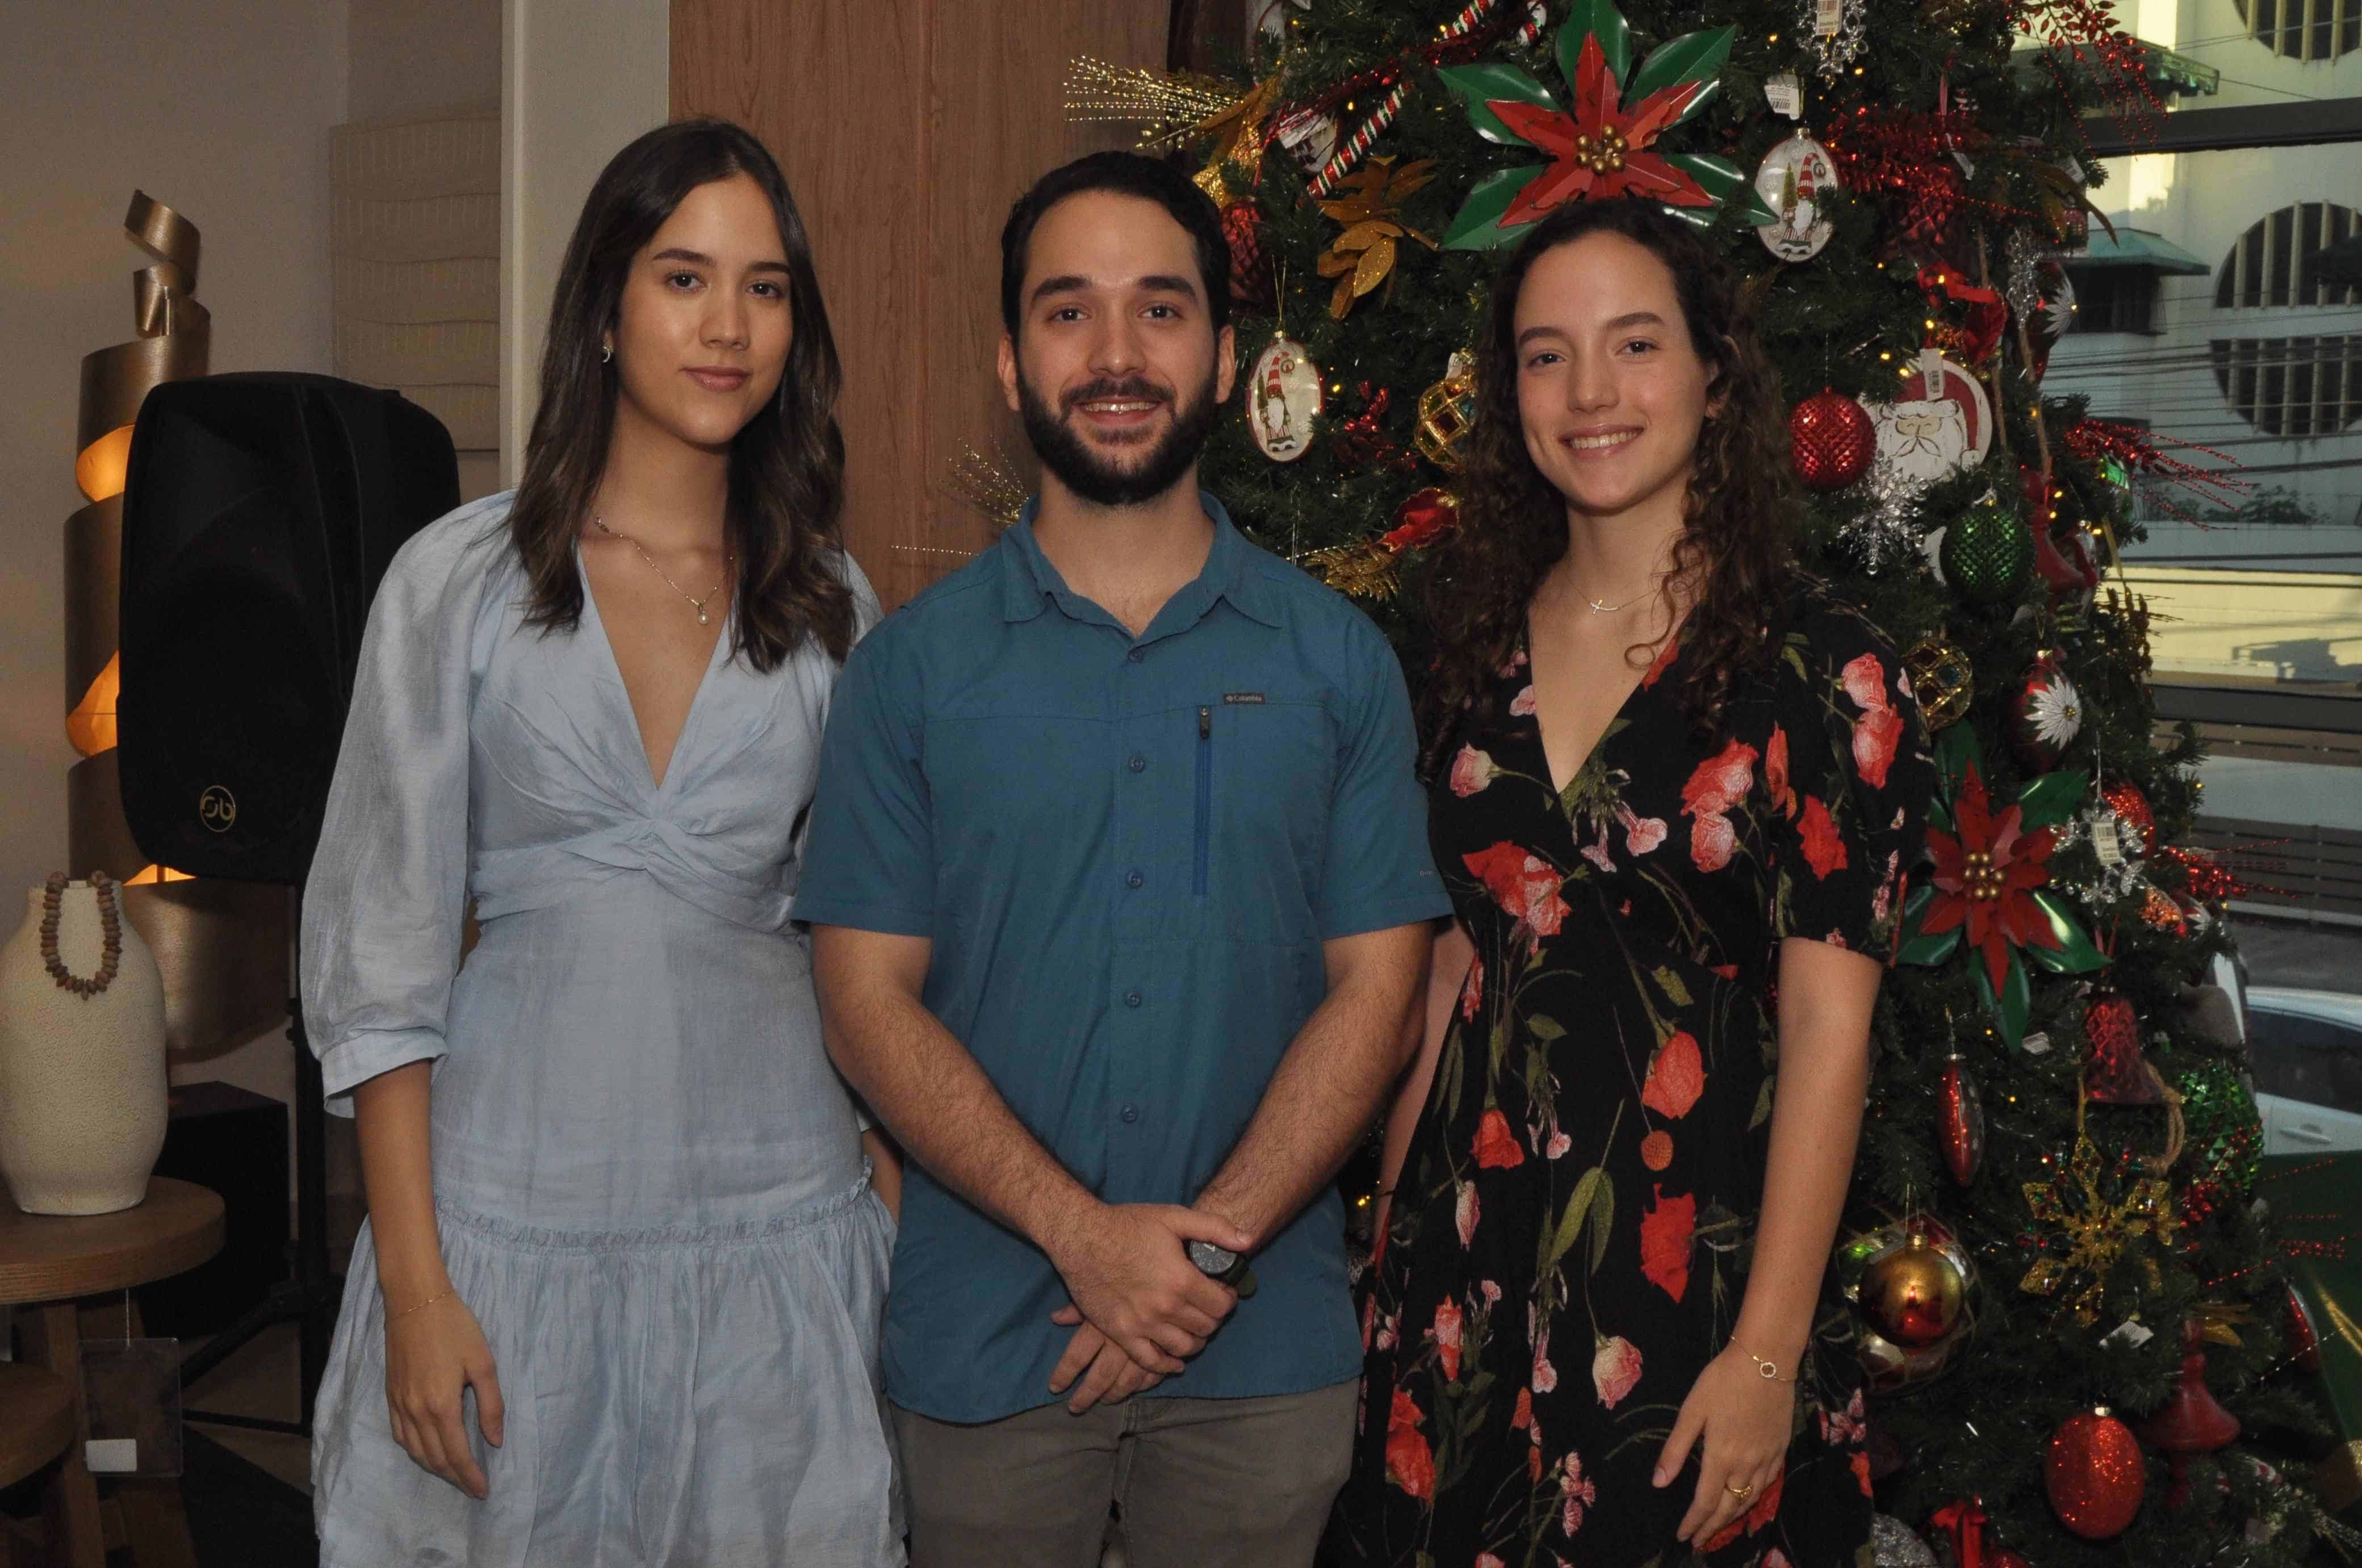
1487,46,1715,220
1436,0,1771,248
1920,761,2061,997
1898,740,2107,1048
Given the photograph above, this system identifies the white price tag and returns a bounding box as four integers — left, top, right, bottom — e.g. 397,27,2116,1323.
1766,72,1803,118
2092,815,2128,867
86,1438,138,1474
1814,0,1843,37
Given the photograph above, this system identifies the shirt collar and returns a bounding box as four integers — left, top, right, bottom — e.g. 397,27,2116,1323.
999,490,1283,631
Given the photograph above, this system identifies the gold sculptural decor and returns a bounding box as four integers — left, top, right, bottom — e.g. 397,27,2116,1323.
64,193,287,1056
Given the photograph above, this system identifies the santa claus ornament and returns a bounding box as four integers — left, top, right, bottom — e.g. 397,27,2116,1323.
1246,329,1324,462
1755,132,1841,262
1863,352,1992,487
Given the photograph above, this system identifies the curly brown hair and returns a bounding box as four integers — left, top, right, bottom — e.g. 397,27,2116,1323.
1418,200,1796,773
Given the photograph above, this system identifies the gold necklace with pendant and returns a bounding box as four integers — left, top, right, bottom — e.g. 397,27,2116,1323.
593,517,733,626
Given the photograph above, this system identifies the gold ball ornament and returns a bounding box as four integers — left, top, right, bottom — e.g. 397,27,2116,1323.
1835,1218,1978,1392
1903,636,1972,730
1414,353,1478,471
1860,1226,1969,1346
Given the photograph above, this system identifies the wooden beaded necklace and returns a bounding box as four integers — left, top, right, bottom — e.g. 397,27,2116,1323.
39,870,124,999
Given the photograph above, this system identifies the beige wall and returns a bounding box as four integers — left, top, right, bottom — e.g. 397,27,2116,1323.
0,0,348,1109
501,0,671,484
350,0,502,122
3,1,501,1155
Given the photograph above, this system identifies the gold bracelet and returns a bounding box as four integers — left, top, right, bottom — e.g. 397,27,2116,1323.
1737,1344,1799,1383
388,1286,455,1324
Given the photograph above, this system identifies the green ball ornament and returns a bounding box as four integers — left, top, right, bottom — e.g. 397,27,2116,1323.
2176,1059,2263,1201
1940,500,2035,605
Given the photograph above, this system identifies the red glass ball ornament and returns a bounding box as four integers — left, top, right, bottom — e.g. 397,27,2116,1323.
2083,992,2161,1105
1938,1054,1984,1185
1789,388,1874,490
2101,779,2155,854
2045,1408,2145,1540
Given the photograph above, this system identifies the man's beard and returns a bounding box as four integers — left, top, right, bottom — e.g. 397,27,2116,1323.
1017,367,1220,508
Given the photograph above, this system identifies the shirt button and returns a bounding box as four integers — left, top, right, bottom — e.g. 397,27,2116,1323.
1125,869,1144,889
1120,1104,1140,1123
1126,648,1145,664
1128,755,1147,773
1124,990,1142,1008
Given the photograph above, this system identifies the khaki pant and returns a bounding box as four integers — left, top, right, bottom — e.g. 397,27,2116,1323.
893,1380,1357,1568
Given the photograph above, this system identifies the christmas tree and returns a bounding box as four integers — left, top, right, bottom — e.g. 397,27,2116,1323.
1070,1,2356,1559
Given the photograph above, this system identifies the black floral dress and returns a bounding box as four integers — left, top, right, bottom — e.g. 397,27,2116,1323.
1327,578,1934,1568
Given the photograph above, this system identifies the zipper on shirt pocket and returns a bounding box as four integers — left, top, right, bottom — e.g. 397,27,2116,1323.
1193,705,1212,896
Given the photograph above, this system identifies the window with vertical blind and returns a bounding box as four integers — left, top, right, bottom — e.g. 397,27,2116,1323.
2231,0,2361,58
2216,203,2360,310
2211,203,2362,435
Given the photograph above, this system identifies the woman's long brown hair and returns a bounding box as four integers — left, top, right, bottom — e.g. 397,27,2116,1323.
509,119,854,671
1418,199,1796,772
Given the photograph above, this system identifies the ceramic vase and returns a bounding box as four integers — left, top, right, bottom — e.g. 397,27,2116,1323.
0,879,169,1214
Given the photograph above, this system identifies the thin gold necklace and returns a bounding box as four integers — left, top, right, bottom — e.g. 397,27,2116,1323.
593,516,733,626
1576,571,1666,615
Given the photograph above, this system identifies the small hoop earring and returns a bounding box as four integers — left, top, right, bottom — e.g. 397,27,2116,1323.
601,342,614,364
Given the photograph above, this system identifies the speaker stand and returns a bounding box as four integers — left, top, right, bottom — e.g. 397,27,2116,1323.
182,907,341,1437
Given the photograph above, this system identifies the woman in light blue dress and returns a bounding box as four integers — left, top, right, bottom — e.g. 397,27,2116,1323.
301,119,902,1566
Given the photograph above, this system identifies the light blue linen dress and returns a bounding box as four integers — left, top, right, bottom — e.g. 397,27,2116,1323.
300,493,901,1566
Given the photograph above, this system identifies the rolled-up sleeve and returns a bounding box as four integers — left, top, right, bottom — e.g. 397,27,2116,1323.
299,527,488,1114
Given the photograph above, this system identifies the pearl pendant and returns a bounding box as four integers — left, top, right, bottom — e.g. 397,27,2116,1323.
697,606,709,626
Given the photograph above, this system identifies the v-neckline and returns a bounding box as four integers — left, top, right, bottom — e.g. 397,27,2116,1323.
1519,617,1681,804
577,553,731,794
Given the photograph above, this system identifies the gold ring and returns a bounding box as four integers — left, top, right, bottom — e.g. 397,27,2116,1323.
1726,1481,1756,1498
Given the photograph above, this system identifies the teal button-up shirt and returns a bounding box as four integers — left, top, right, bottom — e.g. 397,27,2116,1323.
793,494,1447,1422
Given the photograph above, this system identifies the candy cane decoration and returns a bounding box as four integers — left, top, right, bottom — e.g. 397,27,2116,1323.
1303,0,1545,197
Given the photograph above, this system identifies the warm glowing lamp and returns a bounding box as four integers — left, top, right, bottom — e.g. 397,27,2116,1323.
75,425,135,505
65,653,119,757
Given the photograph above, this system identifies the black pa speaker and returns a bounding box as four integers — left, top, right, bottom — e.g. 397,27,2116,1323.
117,373,460,883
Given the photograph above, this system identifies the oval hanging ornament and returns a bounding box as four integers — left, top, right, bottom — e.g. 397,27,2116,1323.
2009,651,2083,770
1865,352,1992,486
1754,131,1840,262
2045,1408,2145,1540
1938,1052,1984,1185
1246,330,1324,462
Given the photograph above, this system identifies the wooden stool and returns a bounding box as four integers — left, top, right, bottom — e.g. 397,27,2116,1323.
0,1177,225,1568
0,1361,77,1566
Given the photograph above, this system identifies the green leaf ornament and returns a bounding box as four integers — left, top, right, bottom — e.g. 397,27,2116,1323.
1895,882,1961,967
1626,26,1735,124
1442,164,1549,249
2025,890,2110,974
1559,0,1633,90
2016,769,2089,831
1974,949,2033,1050
1435,64,1560,147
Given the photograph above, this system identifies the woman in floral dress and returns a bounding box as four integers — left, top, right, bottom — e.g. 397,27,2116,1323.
1327,200,1934,1567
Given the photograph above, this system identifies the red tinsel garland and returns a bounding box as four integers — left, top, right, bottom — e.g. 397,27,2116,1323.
2012,0,2166,149
1824,108,2016,249
2061,417,2249,520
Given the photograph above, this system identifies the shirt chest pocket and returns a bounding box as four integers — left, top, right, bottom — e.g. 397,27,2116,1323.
1191,697,1335,937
